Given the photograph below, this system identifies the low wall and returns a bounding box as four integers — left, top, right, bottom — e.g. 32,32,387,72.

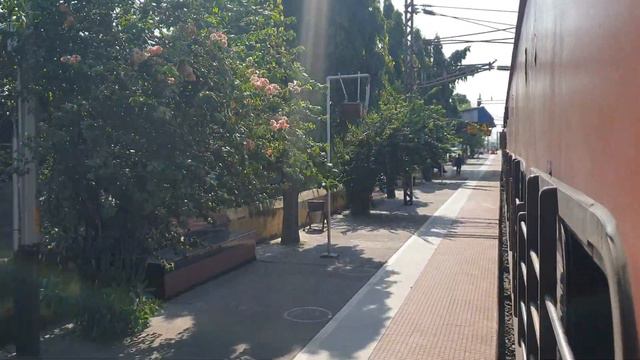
222,189,347,242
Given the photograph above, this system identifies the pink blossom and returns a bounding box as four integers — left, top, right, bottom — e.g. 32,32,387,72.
265,83,281,96
288,81,302,94
258,78,271,89
209,32,228,48
61,55,80,64
251,75,270,90
270,116,290,131
278,118,290,129
146,45,163,57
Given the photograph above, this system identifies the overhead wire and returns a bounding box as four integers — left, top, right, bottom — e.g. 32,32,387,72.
439,39,514,45
439,37,514,42
419,9,516,34
416,4,518,14
437,27,516,40
448,15,515,28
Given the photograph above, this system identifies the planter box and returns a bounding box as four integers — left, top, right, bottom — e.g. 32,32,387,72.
146,230,257,299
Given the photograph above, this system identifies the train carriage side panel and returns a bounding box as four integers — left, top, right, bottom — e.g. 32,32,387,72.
506,0,640,338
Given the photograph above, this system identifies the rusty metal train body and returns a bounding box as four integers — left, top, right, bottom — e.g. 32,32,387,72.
502,0,640,358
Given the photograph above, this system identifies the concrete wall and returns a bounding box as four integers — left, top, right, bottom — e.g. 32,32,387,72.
223,189,346,242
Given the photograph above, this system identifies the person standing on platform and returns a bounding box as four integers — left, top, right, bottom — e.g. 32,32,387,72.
454,154,464,176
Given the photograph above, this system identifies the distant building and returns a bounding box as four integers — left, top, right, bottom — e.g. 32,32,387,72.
459,106,496,128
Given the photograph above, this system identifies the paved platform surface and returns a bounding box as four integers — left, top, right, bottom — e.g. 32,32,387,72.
26,157,498,360
296,155,500,360
370,157,499,360
36,168,464,359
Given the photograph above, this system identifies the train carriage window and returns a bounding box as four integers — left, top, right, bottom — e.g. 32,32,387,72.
560,221,614,359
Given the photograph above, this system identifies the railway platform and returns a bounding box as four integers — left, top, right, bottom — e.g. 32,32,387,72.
295,155,500,360
34,156,500,360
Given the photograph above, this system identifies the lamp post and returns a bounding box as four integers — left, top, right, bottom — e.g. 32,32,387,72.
322,74,370,258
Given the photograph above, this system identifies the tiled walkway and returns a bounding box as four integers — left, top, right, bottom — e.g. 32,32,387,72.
369,162,499,360
295,155,500,360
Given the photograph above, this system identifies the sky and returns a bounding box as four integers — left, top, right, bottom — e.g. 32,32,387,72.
388,0,520,129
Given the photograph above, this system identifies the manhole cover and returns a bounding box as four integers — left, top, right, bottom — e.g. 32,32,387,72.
284,307,333,323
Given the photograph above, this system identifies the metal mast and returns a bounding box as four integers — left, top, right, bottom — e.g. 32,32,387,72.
404,0,416,92
403,0,416,206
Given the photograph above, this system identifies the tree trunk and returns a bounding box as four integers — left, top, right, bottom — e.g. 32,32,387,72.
385,176,396,199
385,152,396,199
349,190,372,216
280,185,300,245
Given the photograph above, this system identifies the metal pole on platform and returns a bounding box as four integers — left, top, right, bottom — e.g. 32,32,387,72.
322,77,337,258
321,73,370,258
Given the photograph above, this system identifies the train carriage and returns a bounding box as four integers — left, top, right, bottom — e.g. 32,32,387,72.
502,0,640,358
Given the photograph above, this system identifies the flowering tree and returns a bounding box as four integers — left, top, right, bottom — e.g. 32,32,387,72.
211,0,325,245
1,0,323,323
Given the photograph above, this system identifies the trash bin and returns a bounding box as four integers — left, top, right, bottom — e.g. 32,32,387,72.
306,200,328,232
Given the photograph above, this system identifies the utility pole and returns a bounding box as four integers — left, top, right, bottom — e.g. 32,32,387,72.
404,0,416,92
10,15,41,357
403,0,416,206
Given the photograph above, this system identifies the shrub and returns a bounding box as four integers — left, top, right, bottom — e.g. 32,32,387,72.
75,286,159,342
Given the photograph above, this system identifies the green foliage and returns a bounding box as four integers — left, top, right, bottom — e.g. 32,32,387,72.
0,261,85,346
0,0,324,285
421,37,471,118
374,87,454,177
337,125,378,216
382,0,405,84
284,0,467,213
75,286,159,341
337,86,455,214
459,125,486,157
453,93,472,111
1,0,326,336
0,0,477,342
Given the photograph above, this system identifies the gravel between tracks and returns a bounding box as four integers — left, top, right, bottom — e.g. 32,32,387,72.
499,187,516,359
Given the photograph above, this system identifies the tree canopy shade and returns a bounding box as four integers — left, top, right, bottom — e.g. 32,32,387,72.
283,0,386,104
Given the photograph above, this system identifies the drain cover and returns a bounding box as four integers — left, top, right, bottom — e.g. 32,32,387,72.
284,307,333,323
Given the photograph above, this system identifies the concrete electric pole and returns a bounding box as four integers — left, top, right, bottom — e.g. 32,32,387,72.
11,21,41,357
403,0,416,206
